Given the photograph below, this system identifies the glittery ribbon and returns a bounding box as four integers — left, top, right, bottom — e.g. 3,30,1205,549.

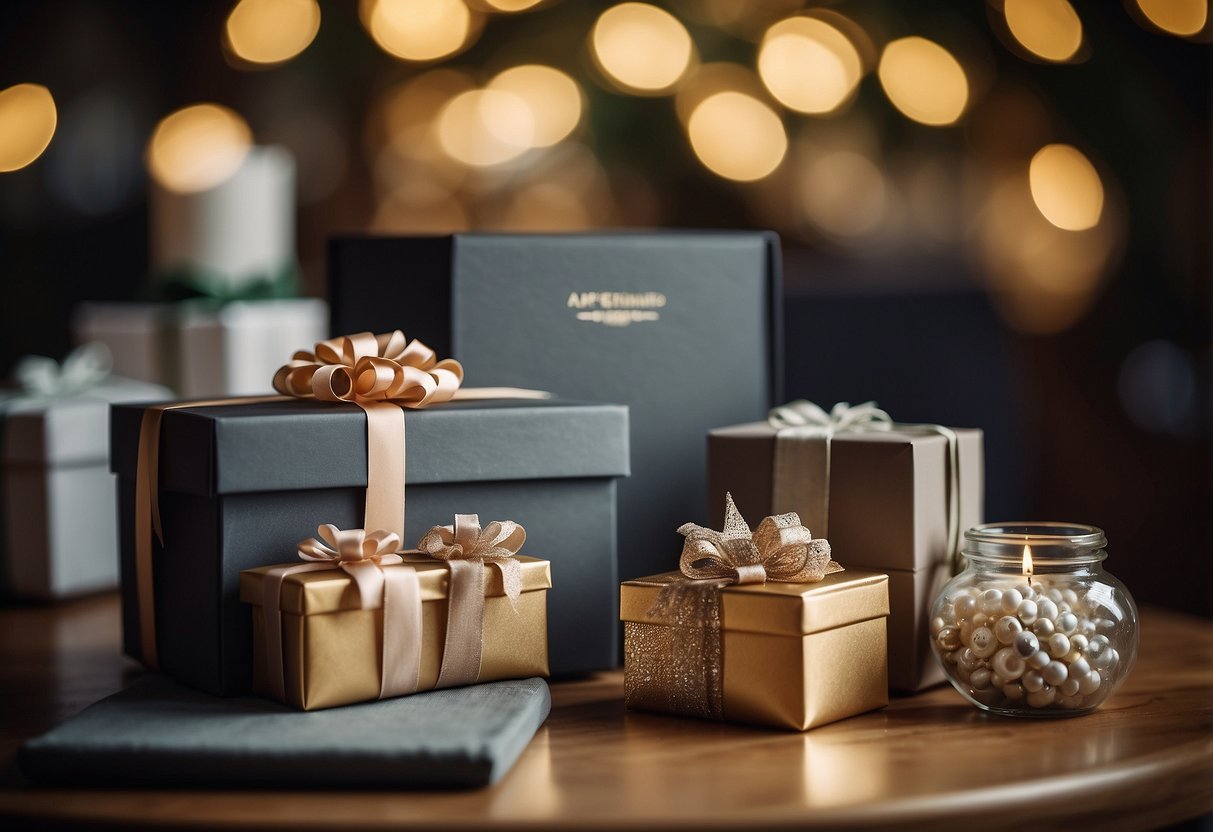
645,494,840,719
416,514,526,689
769,399,963,575
261,525,422,702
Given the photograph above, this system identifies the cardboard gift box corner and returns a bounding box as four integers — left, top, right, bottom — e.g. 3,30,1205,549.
240,555,551,711
112,396,628,695
2,377,172,599
620,568,889,731
707,423,983,692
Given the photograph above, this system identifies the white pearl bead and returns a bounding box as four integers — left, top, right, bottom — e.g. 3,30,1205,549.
939,603,956,624
1028,650,1052,670
970,627,998,658
1069,634,1088,653
1056,612,1078,635
970,668,993,689
992,647,1026,680
1031,619,1056,638
972,685,1003,706
945,650,960,664
1014,631,1040,658
930,616,946,636
1031,581,1046,596
1047,588,1064,604
1048,633,1071,658
1038,598,1059,621
1017,599,1038,624
956,666,971,684
1093,647,1119,671
1087,634,1110,656
994,616,1023,644
980,590,1003,616
1027,685,1056,708
1043,661,1068,686
959,648,983,671
990,672,1006,689
1060,677,1081,697
972,612,991,628
1061,588,1079,605
1015,583,1034,601
1022,669,1045,692
1000,589,1024,615
1078,670,1102,695
1002,681,1025,701
938,626,961,651
1069,656,1091,678
1081,620,1097,636
955,595,978,619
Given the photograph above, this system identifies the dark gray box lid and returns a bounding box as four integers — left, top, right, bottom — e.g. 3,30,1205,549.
111,397,630,496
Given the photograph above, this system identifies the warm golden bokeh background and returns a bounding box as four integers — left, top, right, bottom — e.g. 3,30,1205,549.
0,0,1209,613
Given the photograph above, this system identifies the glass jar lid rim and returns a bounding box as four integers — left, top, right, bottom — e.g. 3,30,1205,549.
964,522,1106,548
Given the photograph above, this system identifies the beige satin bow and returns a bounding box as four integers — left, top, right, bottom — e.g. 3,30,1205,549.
415,514,527,689
262,525,423,703
677,493,841,586
272,330,464,407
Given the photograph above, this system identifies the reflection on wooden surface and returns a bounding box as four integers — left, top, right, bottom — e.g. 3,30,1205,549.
0,595,1210,829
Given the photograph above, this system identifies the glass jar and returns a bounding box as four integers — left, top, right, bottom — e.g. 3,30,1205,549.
929,522,1138,717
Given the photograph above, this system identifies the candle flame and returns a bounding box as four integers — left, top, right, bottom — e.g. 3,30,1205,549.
1023,544,1033,577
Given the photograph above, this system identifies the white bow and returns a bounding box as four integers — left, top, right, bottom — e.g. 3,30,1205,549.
12,343,112,399
768,399,893,436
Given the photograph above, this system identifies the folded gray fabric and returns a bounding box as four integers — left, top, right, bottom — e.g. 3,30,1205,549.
19,674,550,789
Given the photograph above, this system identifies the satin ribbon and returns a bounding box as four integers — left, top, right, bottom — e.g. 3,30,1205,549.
648,494,840,719
272,330,466,538
416,514,526,689
261,525,422,703
768,400,963,575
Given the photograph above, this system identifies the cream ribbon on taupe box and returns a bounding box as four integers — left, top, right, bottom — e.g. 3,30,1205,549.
768,400,963,575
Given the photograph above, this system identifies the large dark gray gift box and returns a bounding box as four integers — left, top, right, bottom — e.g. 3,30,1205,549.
112,397,629,696
329,232,781,584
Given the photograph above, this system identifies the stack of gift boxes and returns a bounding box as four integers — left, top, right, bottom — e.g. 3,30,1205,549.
7,231,985,736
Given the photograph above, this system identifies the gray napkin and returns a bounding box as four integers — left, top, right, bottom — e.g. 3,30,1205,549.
19,675,550,789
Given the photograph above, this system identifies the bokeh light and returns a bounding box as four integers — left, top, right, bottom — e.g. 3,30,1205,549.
1029,143,1104,231
225,0,321,66
487,65,582,147
878,37,969,126
687,91,786,181
1136,0,1207,36
436,89,533,166
975,169,1120,333
798,149,888,237
146,103,252,193
365,0,474,62
758,16,863,115
1003,0,1083,62
0,83,57,172
591,3,693,94
480,0,543,11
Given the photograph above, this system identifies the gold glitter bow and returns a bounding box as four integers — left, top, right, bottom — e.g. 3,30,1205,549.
638,495,841,720
272,330,464,406
677,493,841,585
415,514,527,688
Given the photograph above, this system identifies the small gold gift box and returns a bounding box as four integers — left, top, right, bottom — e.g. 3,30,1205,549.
241,555,551,711
620,494,889,730
621,569,889,730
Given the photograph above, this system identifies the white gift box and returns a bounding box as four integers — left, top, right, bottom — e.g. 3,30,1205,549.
72,298,329,397
2,377,172,599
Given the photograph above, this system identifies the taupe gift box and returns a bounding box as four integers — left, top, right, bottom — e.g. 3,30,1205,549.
707,423,983,691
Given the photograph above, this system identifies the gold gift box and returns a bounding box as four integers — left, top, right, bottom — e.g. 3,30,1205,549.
240,555,551,711
621,569,889,730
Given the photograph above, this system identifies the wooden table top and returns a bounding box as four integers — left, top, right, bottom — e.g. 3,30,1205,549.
0,595,1210,830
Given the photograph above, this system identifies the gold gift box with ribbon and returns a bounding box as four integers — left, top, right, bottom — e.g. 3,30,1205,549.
620,496,890,731
708,401,983,692
241,518,551,711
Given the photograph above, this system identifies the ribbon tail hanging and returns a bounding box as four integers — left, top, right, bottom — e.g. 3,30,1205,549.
379,566,422,699
771,430,832,538
358,400,407,540
434,558,485,689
